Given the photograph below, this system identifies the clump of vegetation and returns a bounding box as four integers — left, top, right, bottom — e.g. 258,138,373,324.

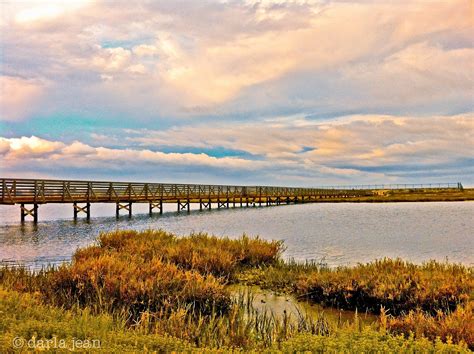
237,258,474,348
0,230,283,320
240,258,473,315
298,259,472,315
80,229,284,279
50,255,229,317
383,302,474,348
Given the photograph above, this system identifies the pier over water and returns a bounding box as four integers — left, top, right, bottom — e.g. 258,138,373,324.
0,178,461,222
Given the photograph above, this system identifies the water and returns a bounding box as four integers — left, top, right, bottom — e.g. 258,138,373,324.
230,285,377,325
0,202,472,269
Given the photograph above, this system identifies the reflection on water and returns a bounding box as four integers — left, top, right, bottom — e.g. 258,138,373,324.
0,202,473,269
230,285,376,326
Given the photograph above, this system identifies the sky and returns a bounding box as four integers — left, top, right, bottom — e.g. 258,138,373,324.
0,0,473,186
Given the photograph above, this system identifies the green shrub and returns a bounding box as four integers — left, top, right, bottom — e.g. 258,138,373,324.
275,329,470,353
0,287,194,352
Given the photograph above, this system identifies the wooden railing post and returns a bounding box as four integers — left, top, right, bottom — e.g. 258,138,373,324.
108,182,112,201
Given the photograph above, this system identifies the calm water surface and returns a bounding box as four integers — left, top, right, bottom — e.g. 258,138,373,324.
0,202,472,269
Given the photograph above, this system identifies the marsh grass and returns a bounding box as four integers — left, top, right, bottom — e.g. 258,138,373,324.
239,258,473,315
1,230,472,351
0,287,194,352
2,286,469,352
383,302,474,348
81,229,284,278
237,257,474,348
0,230,283,320
134,288,333,349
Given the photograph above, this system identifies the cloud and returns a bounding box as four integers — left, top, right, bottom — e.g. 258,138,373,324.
0,0,471,120
0,136,64,157
0,136,265,180
91,47,132,72
1,113,472,185
338,42,474,110
132,44,159,57
13,0,90,24
126,113,474,181
0,76,45,121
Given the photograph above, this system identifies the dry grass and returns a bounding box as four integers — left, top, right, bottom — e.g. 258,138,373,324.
295,259,472,315
240,259,473,315
83,229,284,279
383,302,474,348
0,230,283,321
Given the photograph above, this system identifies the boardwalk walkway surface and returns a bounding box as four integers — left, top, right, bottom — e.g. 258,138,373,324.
0,178,461,222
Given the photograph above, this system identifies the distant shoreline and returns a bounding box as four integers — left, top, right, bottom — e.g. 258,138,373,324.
301,189,474,203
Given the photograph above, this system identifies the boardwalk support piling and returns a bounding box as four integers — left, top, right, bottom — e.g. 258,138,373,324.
217,200,228,209
177,200,190,213
116,202,132,218
149,201,162,215
20,203,38,223
199,200,211,211
73,202,90,220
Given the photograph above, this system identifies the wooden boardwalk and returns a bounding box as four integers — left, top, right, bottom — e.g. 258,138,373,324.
0,178,460,222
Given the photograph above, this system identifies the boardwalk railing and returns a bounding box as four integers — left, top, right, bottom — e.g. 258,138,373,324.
0,178,377,205
0,178,463,222
317,183,461,190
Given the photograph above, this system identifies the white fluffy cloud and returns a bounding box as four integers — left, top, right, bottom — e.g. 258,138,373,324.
0,136,264,174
